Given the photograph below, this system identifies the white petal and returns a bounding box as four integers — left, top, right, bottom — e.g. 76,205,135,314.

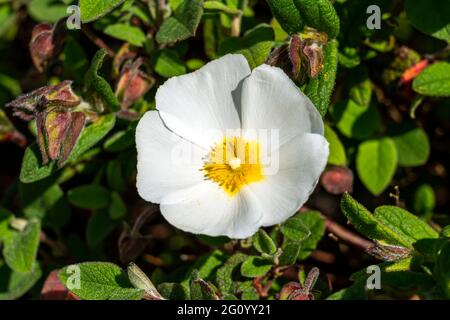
136,111,206,203
155,54,250,149
247,133,329,226
160,181,263,239
240,64,324,150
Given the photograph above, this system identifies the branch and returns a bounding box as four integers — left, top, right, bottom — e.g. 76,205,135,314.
325,218,373,251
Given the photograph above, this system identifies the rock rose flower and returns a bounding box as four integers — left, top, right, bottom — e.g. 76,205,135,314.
136,54,329,239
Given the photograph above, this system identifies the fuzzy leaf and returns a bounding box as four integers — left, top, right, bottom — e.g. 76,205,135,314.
157,282,189,300
252,229,277,255
412,62,450,97
3,219,41,274
156,0,203,44
304,39,338,117
58,262,144,300
324,124,346,166
266,0,304,34
297,211,326,260
19,143,56,184
79,0,126,23
340,193,412,248
0,262,42,300
103,24,147,47
356,138,397,195
240,256,272,278
293,0,340,38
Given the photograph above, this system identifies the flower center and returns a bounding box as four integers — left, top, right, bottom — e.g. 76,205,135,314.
202,136,264,196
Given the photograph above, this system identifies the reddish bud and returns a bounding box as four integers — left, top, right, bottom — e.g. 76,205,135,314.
400,59,428,85
116,58,154,109
40,270,79,300
321,166,354,195
29,23,63,72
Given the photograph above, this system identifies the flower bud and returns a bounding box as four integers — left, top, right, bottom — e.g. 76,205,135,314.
115,58,154,109
29,23,63,73
321,166,354,195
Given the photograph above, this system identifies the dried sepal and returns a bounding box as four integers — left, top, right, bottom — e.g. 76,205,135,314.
366,241,412,261
29,22,64,72
279,267,320,300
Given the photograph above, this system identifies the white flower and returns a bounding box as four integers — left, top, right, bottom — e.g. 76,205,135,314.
136,54,329,239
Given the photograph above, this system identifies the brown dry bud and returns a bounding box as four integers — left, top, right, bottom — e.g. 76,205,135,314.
321,166,354,195
29,22,63,72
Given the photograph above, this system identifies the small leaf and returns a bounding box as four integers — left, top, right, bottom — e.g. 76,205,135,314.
348,68,372,107
108,192,127,220
103,24,147,47
356,138,397,195
189,270,219,300
3,219,41,274
127,262,163,299
278,239,301,265
66,114,116,164
157,282,189,300
79,0,126,23
240,256,272,278
20,143,56,184
304,39,338,117
340,193,412,248
331,99,380,139
412,62,450,97
85,49,121,112
0,262,42,300
58,262,144,300
68,185,111,209
86,210,118,247
391,125,430,167
216,253,247,293
218,24,274,69
252,229,277,255
324,124,346,166
156,0,203,44
281,214,311,242
374,206,439,244
154,49,187,78
413,184,435,219
297,211,326,260
266,0,304,34
28,0,67,23
293,0,340,38
405,0,450,41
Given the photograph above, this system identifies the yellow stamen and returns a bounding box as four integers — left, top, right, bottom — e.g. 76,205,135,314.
202,136,264,196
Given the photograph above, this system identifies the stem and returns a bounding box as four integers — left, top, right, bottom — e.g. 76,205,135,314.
81,25,115,57
325,218,373,251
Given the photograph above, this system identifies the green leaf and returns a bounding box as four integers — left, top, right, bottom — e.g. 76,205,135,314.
414,184,435,219
324,124,346,166
338,47,360,69
441,226,450,238
158,282,189,300
278,239,301,265
326,279,367,300
218,24,274,69
85,49,121,112
216,253,247,293
3,219,41,274
297,211,326,260
19,143,56,184
356,138,397,195
340,193,412,248
0,209,14,245
281,214,311,242
68,185,111,209
104,129,135,152
348,68,372,107
154,49,187,78
203,1,240,15
156,0,203,44
28,0,67,23
433,241,450,298
374,206,438,245
266,0,304,34
189,270,218,300
103,24,147,47
253,229,277,255
86,209,118,247
304,39,338,117
106,160,126,192
240,256,272,278
0,262,42,300
405,0,450,41
127,262,162,299
64,39,89,83
59,262,144,300
391,125,430,167
66,114,116,164
412,62,450,97
331,99,380,139
79,0,126,23
108,192,127,220
293,0,340,38
190,250,227,281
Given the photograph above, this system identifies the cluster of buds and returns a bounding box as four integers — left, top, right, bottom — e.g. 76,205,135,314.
29,22,64,73
114,44,154,118
6,81,85,167
279,267,320,300
267,29,327,83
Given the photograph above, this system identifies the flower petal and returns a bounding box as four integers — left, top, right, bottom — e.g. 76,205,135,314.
155,54,250,148
160,181,263,239
136,111,206,203
240,64,324,150
247,133,329,226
